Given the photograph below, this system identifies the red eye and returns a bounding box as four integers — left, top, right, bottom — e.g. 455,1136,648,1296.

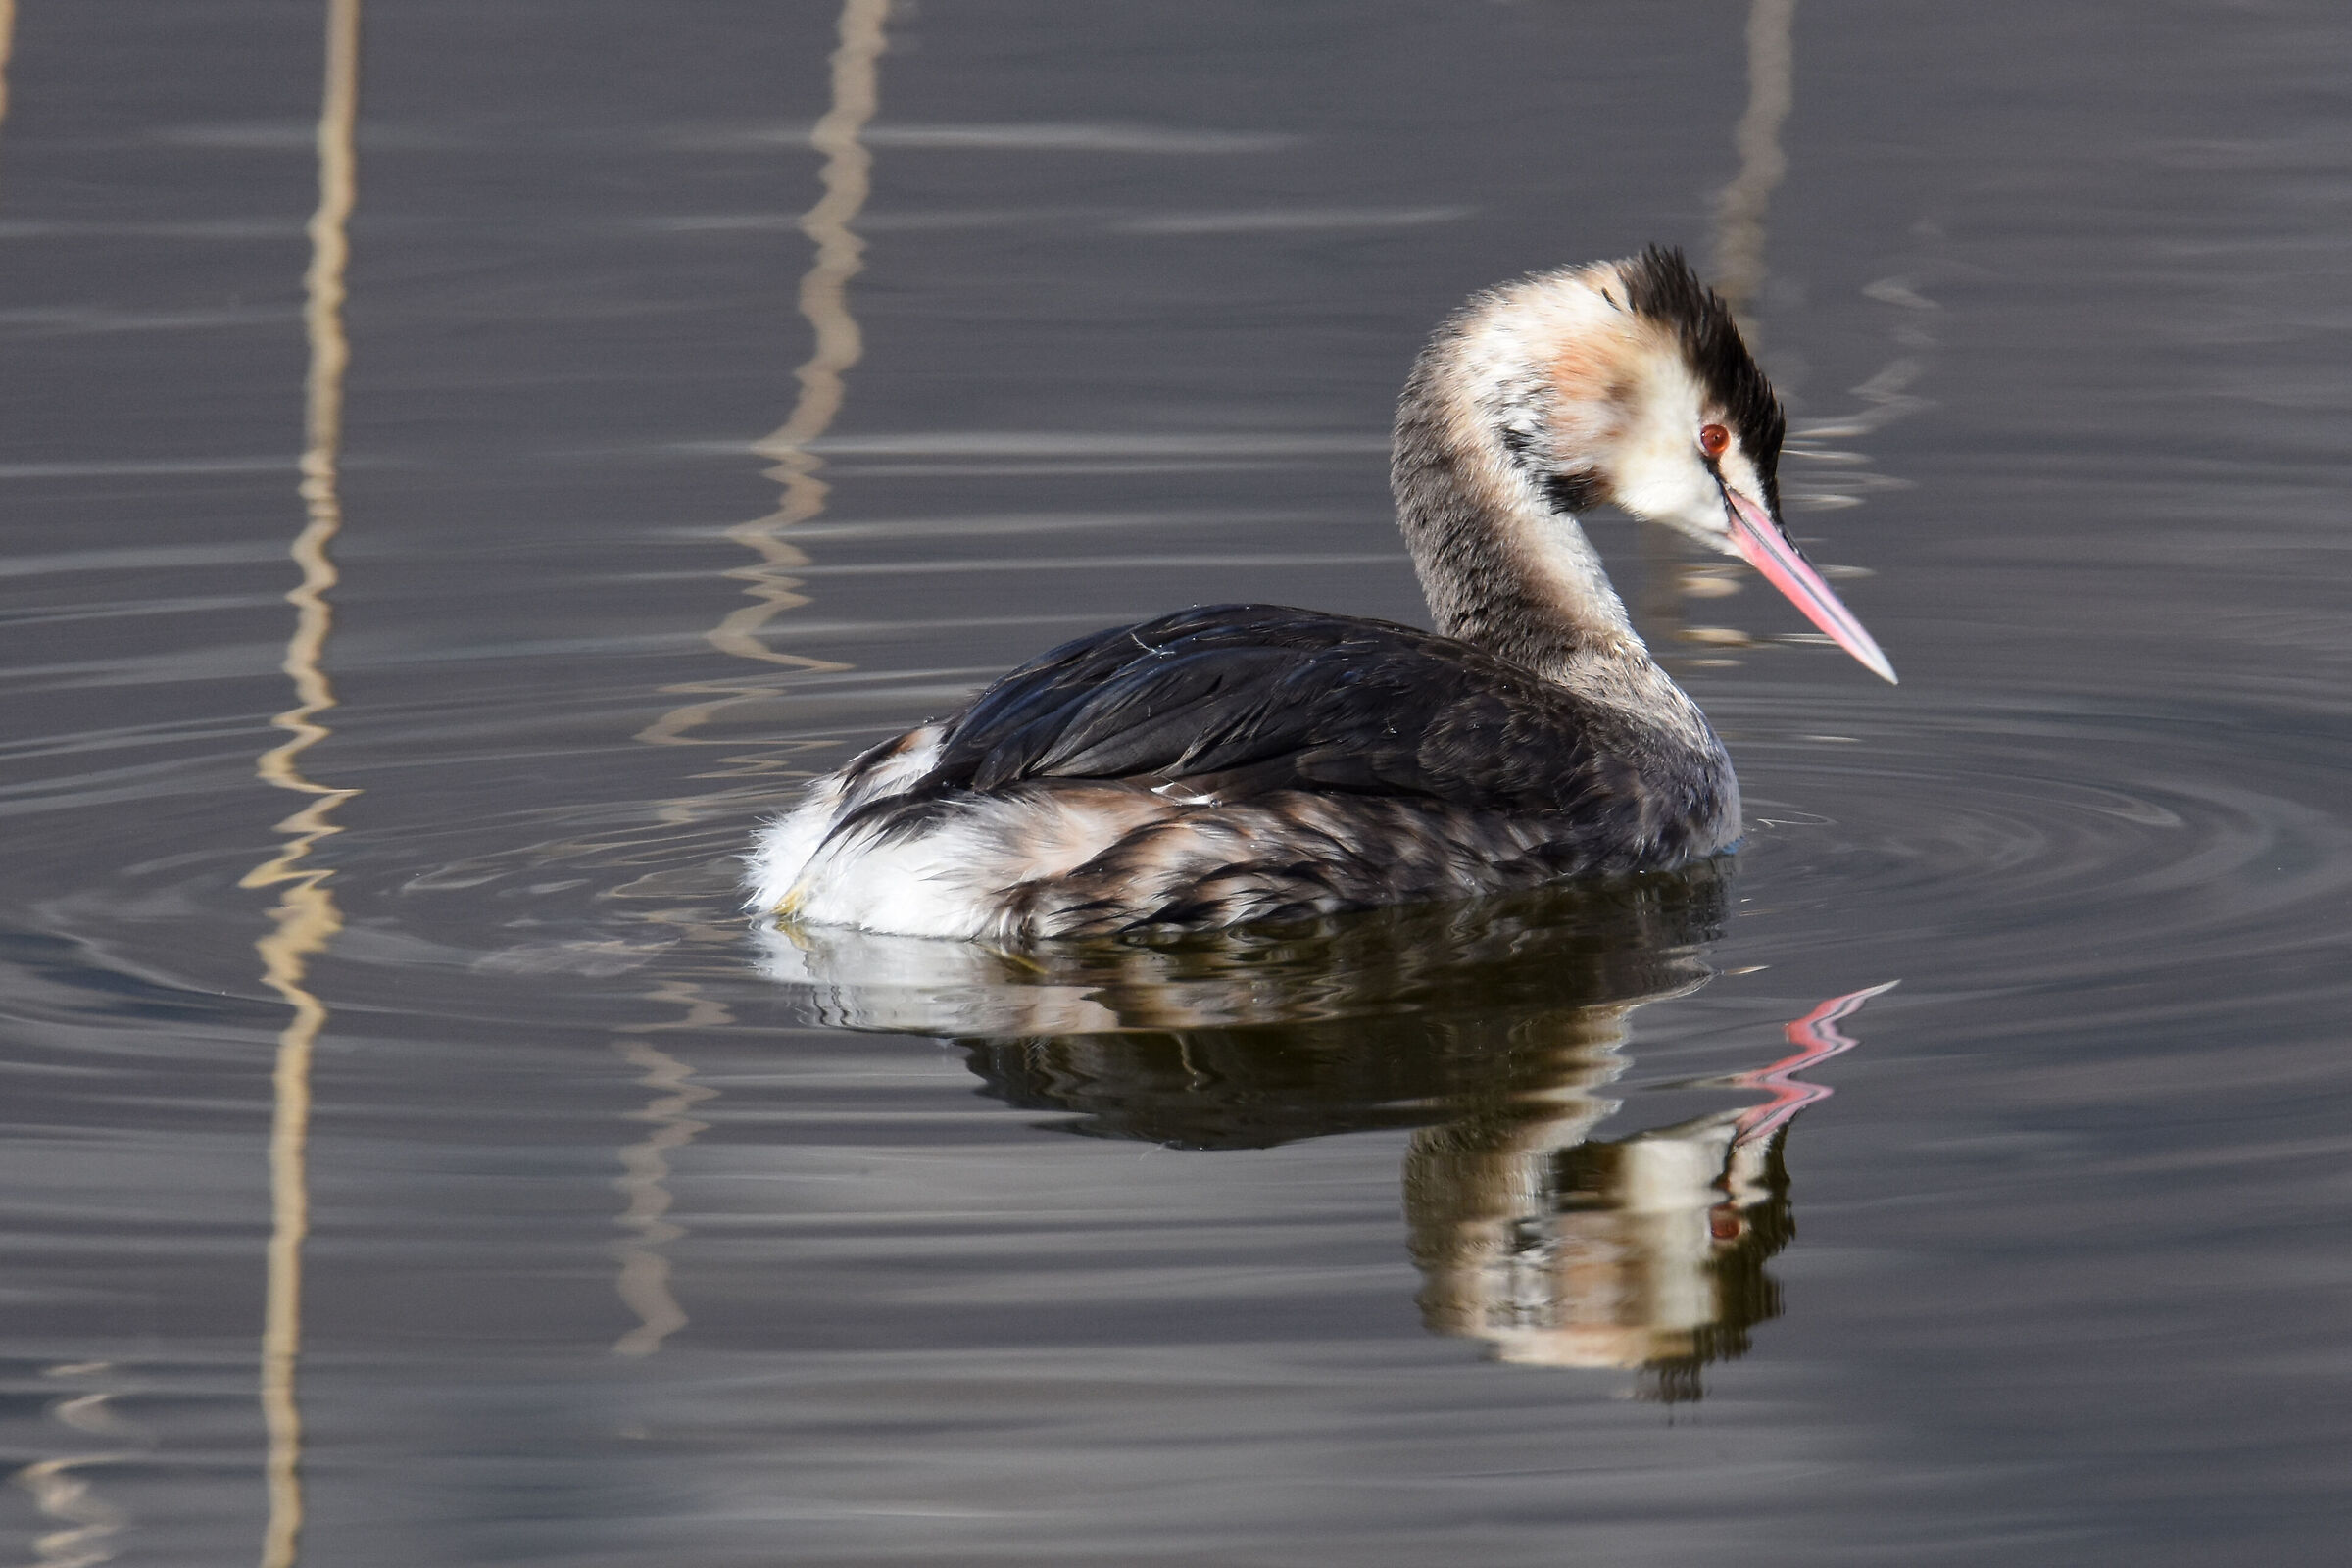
1699,423,1731,458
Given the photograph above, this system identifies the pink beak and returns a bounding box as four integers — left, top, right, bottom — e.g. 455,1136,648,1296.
1724,490,1897,684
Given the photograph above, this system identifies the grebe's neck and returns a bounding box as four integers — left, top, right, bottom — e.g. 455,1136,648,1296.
1391,297,1650,693
1386,276,1733,783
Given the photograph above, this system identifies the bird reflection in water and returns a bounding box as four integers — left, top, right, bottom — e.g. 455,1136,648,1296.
757,865,1892,1400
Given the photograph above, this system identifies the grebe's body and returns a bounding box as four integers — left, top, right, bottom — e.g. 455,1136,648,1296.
749,605,1737,939
748,249,1892,943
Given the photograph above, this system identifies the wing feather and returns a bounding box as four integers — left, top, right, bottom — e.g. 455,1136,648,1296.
926,606,1632,814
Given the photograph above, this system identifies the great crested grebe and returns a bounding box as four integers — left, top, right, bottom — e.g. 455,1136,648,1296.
748,247,1894,942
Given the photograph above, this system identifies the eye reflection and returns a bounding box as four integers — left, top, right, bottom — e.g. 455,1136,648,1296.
759,865,1890,1401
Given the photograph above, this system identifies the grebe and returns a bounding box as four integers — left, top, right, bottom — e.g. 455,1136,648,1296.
748,247,1894,941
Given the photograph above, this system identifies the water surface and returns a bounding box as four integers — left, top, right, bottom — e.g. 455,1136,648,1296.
1,2,2349,1563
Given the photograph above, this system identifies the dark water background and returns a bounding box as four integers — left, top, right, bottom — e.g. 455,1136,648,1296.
2,1,2349,1562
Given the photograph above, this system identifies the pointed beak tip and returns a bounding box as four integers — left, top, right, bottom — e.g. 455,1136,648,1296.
1722,491,1901,691
1838,631,1897,685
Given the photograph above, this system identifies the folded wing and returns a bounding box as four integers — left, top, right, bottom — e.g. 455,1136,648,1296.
926,604,1636,813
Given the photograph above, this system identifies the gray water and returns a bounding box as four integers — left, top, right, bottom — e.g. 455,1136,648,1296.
3,1,2350,1563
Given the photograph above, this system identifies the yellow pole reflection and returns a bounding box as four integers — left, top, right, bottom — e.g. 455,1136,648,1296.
607,0,891,1358
11,1362,137,1568
610,994,721,1358
635,0,890,748
1712,0,1795,324
1650,0,1799,664
239,1,361,1562
0,0,17,130
17,1456,124,1568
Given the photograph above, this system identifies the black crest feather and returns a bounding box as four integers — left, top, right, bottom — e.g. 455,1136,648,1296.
1620,245,1786,507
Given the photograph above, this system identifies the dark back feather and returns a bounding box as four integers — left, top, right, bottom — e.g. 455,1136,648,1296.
921,605,1699,823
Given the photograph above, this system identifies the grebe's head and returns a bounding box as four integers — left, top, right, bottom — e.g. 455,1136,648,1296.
1453,246,1895,683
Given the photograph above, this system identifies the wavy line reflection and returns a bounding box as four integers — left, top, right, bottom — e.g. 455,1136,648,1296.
605,0,892,1359
760,868,1893,1399
1711,0,1795,325
637,0,890,753
11,1363,143,1568
238,1,363,1562
1645,0,1802,670
609,992,721,1358
1661,0,1913,670
0,0,17,133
